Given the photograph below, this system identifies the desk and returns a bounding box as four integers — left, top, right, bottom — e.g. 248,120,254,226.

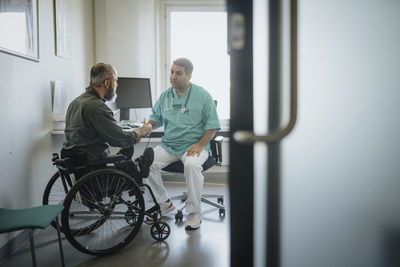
51,128,229,138
50,128,229,164
51,128,165,138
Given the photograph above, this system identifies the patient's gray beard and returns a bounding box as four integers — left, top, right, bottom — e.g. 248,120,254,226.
105,91,117,102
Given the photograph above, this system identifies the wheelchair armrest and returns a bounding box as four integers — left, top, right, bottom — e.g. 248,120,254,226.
52,153,59,162
53,151,89,173
53,158,74,172
53,152,127,174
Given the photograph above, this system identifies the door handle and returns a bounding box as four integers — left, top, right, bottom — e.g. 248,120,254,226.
233,0,298,144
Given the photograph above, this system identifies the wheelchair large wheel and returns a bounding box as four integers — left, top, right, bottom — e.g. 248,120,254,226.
62,168,145,255
43,171,71,231
43,171,70,205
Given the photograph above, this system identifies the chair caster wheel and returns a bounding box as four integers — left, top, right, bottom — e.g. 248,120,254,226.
219,208,225,217
217,197,224,205
175,212,183,222
150,222,170,241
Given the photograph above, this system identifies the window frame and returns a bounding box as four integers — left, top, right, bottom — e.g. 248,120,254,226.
155,0,229,127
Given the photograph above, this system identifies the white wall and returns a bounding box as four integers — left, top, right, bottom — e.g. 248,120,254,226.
0,0,94,247
94,0,156,121
281,0,400,266
95,0,155,77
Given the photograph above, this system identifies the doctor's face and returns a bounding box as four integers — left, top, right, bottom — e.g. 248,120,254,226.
170,64,191,90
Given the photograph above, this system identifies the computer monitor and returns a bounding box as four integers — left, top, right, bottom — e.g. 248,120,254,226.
115,77,152,121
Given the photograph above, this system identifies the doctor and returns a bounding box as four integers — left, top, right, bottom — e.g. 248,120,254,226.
147,58,220,230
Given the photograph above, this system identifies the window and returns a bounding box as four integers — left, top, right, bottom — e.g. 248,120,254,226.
160,3,230,120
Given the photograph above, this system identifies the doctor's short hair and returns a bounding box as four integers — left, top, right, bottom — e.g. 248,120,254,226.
173,58,193,75
90,63,116,87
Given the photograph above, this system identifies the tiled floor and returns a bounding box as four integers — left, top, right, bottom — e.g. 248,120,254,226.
1,182,230,267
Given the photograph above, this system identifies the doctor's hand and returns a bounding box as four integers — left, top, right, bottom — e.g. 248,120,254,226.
186,143,205,157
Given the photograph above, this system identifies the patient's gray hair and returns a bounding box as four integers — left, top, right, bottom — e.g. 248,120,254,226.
173,58,193,75
90,63,116,87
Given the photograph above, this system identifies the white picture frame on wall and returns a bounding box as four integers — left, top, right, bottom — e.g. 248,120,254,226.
55,0,71,58
0,0,39,61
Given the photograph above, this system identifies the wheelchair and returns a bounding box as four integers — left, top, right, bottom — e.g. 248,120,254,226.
42,150,170,256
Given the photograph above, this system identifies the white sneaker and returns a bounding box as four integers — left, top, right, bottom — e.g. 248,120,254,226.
185,213,202,230
159,200,175,215
144,200,175,225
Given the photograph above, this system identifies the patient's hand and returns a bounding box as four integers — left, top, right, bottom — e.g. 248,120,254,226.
186,143,205,157
135,119,152,137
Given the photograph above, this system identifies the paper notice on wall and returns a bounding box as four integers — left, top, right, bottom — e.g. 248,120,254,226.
53,80,63,114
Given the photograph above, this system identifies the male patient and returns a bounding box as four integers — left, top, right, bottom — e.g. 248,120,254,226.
146,58,220,230
62,62,154,179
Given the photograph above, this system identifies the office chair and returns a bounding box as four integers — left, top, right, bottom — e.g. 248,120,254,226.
162,135,225,221
0,205,65,267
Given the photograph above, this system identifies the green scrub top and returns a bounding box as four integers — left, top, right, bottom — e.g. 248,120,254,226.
150,83,220,155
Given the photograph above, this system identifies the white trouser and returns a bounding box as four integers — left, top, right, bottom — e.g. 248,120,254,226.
145,145,209,214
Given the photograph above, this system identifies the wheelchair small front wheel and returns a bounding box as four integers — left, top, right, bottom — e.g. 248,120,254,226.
150,222,171,241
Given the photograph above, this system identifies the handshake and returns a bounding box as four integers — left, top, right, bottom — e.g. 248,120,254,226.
133,119,153,138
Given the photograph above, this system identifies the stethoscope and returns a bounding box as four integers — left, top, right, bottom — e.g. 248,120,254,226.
165,84,192,113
